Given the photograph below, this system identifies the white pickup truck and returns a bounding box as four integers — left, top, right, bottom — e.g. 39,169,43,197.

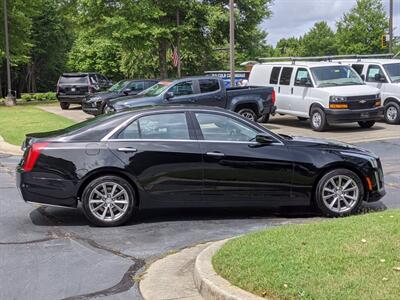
249,61,383,131
336,58,400,124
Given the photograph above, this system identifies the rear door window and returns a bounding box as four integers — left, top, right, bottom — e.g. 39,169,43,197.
118,113,190,140
199,79,220,93
269,67,281,84
279,67,293,85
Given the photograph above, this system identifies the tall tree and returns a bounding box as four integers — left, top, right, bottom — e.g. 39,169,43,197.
274,37,303,57
301,21,338,56
336,0,388,54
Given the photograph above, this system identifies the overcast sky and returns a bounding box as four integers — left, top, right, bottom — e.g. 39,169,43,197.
262,0,399,46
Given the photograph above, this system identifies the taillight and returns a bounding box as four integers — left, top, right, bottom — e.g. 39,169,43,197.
271,89,276,105
23,142,49,172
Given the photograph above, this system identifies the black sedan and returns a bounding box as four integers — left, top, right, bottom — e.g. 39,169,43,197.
82,79,158,116
17,106,385,226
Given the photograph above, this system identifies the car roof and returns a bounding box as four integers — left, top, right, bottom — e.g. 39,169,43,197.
332,59,400,65
61,72,101,77
258,61,345,68
115,105,230,116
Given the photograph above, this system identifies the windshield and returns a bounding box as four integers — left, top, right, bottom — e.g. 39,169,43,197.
383,63,400,83
311,66,364,87
59,76,88,84
138,81,172,97
108,80,128,92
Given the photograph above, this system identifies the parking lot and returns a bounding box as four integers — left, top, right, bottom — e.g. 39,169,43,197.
1,114,399,299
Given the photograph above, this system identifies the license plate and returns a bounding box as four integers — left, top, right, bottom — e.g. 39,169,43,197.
71,87,76,92
360,112,370,118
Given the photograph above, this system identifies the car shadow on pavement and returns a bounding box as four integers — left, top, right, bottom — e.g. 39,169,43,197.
266,117,387,133
29,201,388,227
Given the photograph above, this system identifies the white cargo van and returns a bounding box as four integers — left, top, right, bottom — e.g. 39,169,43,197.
249,61,383,131
337,58,400,124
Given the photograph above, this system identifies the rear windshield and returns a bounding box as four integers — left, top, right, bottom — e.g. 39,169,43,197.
59,76,88,84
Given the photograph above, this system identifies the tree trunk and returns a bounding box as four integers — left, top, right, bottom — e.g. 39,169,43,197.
0,73,3,98
158,39,168,79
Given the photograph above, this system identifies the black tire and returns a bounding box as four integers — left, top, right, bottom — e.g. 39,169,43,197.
310,107,328,131
237,108,257,122
257,113,270,123
358,121,375,128
81,175,135,227
297,117,308,121
60,102,70,110
315,169,364,217
384,102,400,124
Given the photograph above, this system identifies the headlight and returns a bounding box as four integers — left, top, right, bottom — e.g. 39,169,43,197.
104,106,115,114
330,96,347,102
340,152,379,168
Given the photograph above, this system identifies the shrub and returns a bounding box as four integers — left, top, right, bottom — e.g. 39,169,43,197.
20,93,57,102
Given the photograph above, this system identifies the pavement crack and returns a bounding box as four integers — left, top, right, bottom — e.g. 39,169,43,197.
0,235,58,245
36,207,146,299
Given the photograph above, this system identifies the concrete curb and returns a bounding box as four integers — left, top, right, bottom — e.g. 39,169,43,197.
194,239,265,300
0,135,22,156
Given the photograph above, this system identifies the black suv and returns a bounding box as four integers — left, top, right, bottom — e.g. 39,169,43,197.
82,79,158,116
56,73,112,109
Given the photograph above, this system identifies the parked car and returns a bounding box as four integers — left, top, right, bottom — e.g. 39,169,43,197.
336,58,400,124
56,73,112,110
82,79,159,116
17,106,385,226
249,61,383,131
105,76,275,122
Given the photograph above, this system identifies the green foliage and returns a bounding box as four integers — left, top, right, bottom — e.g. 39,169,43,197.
20,92,56,102
273,37,304,57
214,210,400,300
301,21,338,56
336,0,388,54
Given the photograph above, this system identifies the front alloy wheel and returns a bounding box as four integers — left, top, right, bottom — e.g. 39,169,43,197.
384,102,400,124
310,107,328,131
82,176,135,226
315,169,363,217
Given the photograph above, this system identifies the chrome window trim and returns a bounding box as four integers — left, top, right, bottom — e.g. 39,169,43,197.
105,138,281,145
101,108,284,145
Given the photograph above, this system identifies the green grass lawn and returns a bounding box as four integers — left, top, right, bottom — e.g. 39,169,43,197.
213,210,400,300
0,105,75,146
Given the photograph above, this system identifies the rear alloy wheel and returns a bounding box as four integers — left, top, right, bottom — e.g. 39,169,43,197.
237,108,257,122
82,176,135,226
310,107,328,131
60,102,70,110
384,102,400,124
257,113,270,123
315,169,364,217
358,121,375,128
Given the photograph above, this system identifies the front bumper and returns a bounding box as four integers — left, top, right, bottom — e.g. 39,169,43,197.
82,101,102,116
325,107,384,123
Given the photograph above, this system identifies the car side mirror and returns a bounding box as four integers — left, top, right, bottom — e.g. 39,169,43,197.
374,73,385,82
255,134,275,144
123,88,132,95
299,78,312,87
165,91,175,100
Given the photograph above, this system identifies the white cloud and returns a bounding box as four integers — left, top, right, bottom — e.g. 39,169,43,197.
262,0,398,46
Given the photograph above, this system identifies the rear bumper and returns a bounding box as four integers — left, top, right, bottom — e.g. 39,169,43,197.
16,168,78,208
57,94,87,104
325,107,384,123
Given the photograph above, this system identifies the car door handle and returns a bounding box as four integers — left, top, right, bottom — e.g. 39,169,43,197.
117,147,137,153
206,151,225,157
188,98,196,102
291,87,294,94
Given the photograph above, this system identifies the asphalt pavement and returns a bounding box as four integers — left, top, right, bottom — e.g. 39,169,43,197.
0,138,399,300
